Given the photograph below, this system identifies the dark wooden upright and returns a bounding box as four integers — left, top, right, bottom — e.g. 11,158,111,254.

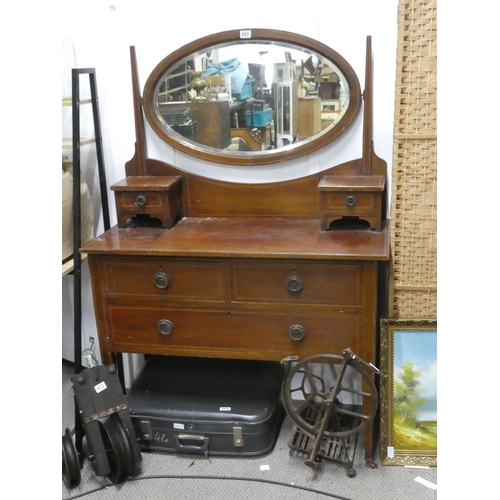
317,36,387,231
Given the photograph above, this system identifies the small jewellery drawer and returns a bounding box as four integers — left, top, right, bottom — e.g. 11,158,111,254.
118,192,164,209
318,175,385,231
102,258,227,303
107,306,361,358
322,191,379,212
111,175,183,229
230,261,363,307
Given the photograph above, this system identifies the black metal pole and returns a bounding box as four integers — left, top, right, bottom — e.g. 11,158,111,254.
71,68,84,455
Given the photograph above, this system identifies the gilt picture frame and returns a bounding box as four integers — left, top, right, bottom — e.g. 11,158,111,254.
379,318,437,466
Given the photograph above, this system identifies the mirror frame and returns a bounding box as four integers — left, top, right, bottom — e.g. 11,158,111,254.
143,28,362,166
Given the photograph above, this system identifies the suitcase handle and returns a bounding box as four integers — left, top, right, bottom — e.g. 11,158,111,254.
175,434,209,453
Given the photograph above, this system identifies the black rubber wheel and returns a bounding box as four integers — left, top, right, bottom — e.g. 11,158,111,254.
99,414,136,484
62,428,81,489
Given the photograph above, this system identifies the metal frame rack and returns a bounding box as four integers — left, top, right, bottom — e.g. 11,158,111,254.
65,67,111,453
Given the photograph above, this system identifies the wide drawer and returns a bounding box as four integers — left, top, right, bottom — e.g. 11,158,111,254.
107,306,361,359
101,258,227,303
230,260,363,307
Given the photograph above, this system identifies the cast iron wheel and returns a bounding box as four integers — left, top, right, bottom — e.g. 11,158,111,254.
282,352,379,440
62,428,81,489
99,413,136,484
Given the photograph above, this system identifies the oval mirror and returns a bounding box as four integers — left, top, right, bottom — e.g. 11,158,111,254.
143,29,362,166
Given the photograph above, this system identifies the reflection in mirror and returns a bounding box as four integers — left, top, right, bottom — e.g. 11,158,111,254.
143,30,361,165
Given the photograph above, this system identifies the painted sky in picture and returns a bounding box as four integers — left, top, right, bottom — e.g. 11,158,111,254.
393,329,437,403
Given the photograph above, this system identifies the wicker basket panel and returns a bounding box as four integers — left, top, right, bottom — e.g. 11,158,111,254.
393,0,437,140
389,289,437,318
389,0,437,318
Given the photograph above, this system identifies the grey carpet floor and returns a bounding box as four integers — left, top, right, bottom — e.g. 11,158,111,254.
62,416,437,500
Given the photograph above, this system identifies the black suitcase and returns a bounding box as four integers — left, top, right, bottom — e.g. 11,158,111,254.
126,355,285,456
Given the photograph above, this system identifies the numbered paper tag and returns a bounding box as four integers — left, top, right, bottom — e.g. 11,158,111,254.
94,381,107,393
387,446,394,458
173,423,185,430
240,30,251,39
220,407,231,412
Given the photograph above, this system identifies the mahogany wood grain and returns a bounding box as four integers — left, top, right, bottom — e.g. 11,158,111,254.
126,46,147,176
105,305,363,361
83,216,388,462
111,176,183,228
318,175,385,230
83,218,389,260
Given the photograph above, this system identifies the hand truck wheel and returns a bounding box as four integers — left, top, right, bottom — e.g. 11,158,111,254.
62,428,81,488
97,413,136,484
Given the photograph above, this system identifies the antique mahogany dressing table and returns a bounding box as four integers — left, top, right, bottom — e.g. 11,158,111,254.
81,30,390,463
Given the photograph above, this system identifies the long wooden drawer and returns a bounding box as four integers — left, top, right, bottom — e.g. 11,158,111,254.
230,260,363,307
106,306,361,360
101,258,227,303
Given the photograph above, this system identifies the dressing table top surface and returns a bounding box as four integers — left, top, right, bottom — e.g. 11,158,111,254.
82,218,390,261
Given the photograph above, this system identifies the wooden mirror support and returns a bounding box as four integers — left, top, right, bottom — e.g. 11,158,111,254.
318,36,387,231
122,35,386,232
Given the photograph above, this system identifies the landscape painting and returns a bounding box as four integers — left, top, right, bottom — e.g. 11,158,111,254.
379,318,437,466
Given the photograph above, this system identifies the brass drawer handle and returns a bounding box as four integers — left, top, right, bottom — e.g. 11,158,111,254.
286,275,304,293
289,324,306,341
136,194,147,206
157,319,174,336
154,272,170,289
345,195,356,207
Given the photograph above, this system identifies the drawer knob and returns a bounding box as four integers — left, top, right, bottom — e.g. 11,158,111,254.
136,194,147,206
154,272,170,289
157,319,174,336
289,324,306,342
286,275,304,293
345,195,357,207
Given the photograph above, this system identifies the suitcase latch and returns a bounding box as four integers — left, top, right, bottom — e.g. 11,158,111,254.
140,420,152,441
233,426,244,447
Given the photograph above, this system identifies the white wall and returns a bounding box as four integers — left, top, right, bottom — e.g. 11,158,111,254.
61,0,398,385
